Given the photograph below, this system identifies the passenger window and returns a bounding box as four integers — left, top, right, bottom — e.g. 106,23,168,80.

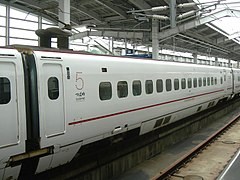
166,79,172,92
156,79,163,93
0,77,11,104
188,78,192,88
118,81,128,98
211,77,214,85
181,78,186,89
221,77,223,84
215,77,217,85
99,82,112,100
145,80,153,94
207,77,210,86
174,79,179,90
193,78,197,88
198,78,202,87
203,77,206,86
48,77,59,100
132,80,141,96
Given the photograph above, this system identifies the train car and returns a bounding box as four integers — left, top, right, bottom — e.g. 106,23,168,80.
0,46,236,179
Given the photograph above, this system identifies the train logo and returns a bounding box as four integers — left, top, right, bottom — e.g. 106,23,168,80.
75,72,85,102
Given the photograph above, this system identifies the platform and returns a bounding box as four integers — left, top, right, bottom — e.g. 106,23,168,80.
217,150,240,180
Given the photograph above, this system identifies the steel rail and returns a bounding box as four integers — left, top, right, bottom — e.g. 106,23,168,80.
152,112,240,180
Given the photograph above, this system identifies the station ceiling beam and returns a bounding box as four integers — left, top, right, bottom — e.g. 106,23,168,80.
128,0,152,15
158,9,240,40
70,5,104,24
71,30,144,40
94,0,128,19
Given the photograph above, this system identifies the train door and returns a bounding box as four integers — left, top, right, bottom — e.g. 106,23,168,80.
0,62,19,148
0,61,22,179
42,63,65,137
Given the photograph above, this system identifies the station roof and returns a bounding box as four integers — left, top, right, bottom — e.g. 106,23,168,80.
3,0,240,61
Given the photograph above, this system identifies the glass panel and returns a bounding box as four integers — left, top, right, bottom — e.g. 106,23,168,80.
166,79,172,92
203,77,206,86
181,78,186,89
0,37,5,46
211,77,214,85
0,77,11,104
117,81,128,98
10,19,38,30
99,82,112,100
156,79,163,93
188,78,192,88
0,4,6,16
48,77,59,100
0,17,6,26
193,78,197,88
10,7,38,21
145,80,153,94
174,79,179,90
207,77,210,86
132,80,142,96
10,28,38,39
9,38,38,46
198,78,202,87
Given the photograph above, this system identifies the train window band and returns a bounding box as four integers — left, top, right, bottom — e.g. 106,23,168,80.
145,80,153,94
48,77,59,100
99,82,112,100
117,81,128,98
156,79,163,93
0,77,11,104
132,80,142,96
99,76,224,100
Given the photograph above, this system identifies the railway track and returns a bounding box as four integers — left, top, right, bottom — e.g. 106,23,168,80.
152,109,240,180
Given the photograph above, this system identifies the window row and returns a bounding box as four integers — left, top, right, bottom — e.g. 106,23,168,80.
99,77,223,101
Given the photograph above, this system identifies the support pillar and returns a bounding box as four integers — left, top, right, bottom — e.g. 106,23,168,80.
58,0,70,29
193,53,197,64
109,37,114,54
125,38,127,55
152,19,159,59
5,5,10,46
215,57,218,66
38,15,42,46
170,0,176,28
133,44,136,55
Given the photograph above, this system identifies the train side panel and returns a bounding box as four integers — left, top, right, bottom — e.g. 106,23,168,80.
32,51,233,173
0,49,27,180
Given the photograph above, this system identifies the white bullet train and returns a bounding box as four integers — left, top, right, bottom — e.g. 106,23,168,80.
0,46,240,179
